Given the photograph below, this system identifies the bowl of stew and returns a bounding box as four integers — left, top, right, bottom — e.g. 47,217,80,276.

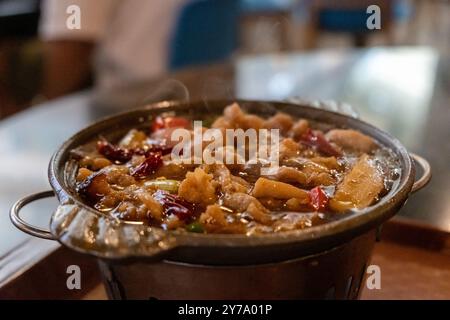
11,100,430,299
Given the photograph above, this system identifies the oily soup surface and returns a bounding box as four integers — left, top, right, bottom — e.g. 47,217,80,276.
72,103,400,235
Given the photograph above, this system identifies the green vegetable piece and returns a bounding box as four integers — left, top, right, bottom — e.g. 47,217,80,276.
186,222,204,233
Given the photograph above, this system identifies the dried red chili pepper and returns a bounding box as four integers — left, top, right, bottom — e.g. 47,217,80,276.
97,140,133,163
301,128,341,157
140,143,173,156
309,186,328,212
152,189,194,221
151,116,191,132
98,139,172,163
130,152,163,179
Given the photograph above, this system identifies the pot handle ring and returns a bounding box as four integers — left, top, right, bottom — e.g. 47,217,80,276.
10,190,56,240
410,153,431,193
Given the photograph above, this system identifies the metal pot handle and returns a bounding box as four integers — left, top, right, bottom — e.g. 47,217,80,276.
410,153,431,193
10,190,56,240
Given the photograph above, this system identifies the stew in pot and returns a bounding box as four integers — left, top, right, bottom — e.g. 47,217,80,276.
72,103,400,235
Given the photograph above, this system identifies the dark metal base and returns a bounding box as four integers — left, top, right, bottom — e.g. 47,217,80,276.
98,230,375,300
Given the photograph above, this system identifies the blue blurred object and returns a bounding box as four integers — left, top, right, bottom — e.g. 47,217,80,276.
393,0,414,21
168,0,240,71
240,0,294,12
318,9,372,33
317,0,413,33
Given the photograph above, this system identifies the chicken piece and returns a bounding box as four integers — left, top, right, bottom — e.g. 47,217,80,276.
220,103,265,130
223,103,243,122
272,157,336,186
290,119,309,140
229,175,251,192
263,166,307,185
252,177,309,200
200,204,247,233
199,204,227,231
264,112,294,135
241,114,266,130
207,164,250,194
178,168,217,206
211,116,233,130
310,156,340,170
115,201,148,221
272,156,337,186
307,173,334,186
137,191,163,221
246,202,272,225
329,154,384,212
279,138,301,160
285,197,310,211
325,129,377,153
301,161,336,186
222,193,271,225
223,192,258,212
105,166,136,187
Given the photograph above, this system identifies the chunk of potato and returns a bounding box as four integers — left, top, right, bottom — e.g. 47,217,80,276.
329,154,384,212
252,177,309,200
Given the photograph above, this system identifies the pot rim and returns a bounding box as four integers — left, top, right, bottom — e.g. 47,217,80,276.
47,99,415,259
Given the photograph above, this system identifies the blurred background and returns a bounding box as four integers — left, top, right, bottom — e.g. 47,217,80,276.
0,0,448,118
